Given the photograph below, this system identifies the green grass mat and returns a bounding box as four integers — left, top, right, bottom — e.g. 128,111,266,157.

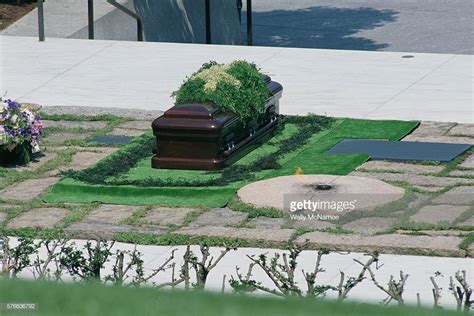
0,278,457,316
43,117,418,207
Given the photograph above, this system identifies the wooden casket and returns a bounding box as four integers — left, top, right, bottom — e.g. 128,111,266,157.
151,75,283,170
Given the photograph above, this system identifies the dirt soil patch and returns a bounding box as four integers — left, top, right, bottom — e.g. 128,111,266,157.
0,3,34,31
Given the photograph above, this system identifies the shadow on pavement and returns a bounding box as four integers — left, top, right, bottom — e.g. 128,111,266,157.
241,6,398,50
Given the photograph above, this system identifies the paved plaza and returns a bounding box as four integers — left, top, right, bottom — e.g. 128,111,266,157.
1,36,472,123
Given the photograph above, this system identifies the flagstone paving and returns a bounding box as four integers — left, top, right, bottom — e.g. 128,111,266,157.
115,121,152,131
448,170,474,177
296,232,464,257
15,151,57,172
0,118,472,257
343,217,397,235
403,121,455,138
189,208,248,228
82,204,141,225
431,186,474,206
459,216,474,227
0,177,60,201
43,120,108,130
246,217,286,229
290,218,336,229
43,132,93,143
109,128,146,137
175,226,295,244
403,121,474,144
350,171,474,187
6,207,69,229
356,161,444,175
409,205,469,225
459,154,474,168
448,124,474,137
64,222,165,240
143,207,198,226
59,150,116,171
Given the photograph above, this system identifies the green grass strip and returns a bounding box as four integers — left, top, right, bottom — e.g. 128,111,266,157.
0,278,458,316
44,178,236,207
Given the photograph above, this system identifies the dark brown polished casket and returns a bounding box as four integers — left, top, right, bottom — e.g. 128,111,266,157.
151,75,283,170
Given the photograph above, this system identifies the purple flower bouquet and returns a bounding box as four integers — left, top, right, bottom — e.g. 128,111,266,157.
0,99,44,166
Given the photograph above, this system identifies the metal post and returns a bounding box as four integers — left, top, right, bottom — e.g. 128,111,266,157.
246,0,253,46
205,0,211,44
88,0,94,39
137,20,143,42
37,0,45,41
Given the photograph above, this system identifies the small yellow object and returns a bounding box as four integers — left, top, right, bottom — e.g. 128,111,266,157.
295,167,303,175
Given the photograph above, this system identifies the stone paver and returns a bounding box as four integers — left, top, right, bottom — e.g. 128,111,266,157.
43,120,108,130
343,217,397,235
59,151,112,171
41,106,163,121
64,222,164,240
0,177,60,201
448,170,474,177
238,175,405,212
296,231,464,257
246,217,286,229
457,216,474,227
44,132,92,143
49,146,118,155
468,244,474,257
431,186,474,206
459,154,474,169
82,204,140,225
403,121,456,138
290,218,336,229
357,161,444,175
448,124,474,137
409,205,469,225
15,152,57,172
7,208,69,229
116,121,153,131
143,207,197,226
176,226,294,244
0,204,14,210
109,128,145,137
350,171,474,187
402,136,473,144
189,208,247,227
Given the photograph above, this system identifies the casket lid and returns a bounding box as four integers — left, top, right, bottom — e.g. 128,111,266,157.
165,103,220,119
153,103,236,132
152,76,282,132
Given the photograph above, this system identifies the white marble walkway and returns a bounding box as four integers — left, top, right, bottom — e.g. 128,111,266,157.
1,36,472,123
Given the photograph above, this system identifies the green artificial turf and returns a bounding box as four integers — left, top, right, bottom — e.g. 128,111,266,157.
43,117,418,207
45,178,238,207
0,278,458,316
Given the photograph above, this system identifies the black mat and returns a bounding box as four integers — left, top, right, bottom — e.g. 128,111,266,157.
89,135,134,145
325,139,471,162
